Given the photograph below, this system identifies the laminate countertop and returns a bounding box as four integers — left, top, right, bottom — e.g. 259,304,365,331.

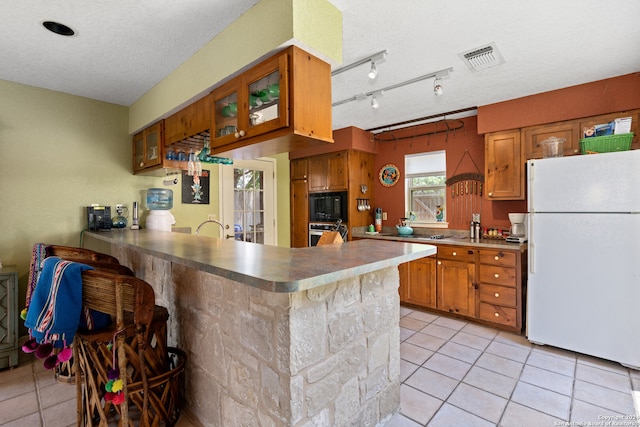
351,228,528,253
84,230,436,293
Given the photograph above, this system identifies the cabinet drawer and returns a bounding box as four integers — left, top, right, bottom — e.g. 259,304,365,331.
437,246,475,262
479,303,517,328
479,265,516,286
479,284,516,307
478,250,517,267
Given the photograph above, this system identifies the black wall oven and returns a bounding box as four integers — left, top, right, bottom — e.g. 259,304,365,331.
309,191,348,223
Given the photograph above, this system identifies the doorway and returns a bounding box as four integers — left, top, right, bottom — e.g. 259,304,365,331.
219,158,276,245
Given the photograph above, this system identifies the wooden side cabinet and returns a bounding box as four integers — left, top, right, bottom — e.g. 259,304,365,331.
290,158,309,248
436,246,476,317
0,266,19,369
399,256,437,308
485,130,525,200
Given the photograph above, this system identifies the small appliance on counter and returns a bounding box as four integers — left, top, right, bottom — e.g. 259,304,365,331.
505,212,527,243
145,188,175,231
87,205,111,231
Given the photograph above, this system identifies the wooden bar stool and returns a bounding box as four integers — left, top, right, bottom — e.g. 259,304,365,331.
74,270,185,426
26,244,134,384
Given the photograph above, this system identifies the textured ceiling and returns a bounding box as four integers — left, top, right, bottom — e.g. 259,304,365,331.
1,0,639,133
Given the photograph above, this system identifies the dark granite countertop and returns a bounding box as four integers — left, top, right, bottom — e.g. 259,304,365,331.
351,228,527,253
85,230,436,293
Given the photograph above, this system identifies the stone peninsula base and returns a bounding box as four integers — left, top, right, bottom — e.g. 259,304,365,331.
113,247,401,427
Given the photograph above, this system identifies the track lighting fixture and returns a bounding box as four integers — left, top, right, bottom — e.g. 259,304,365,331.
332,50,388,77
433,78,443,96
332,67,453,108
368,61,378,80
371,90,383,109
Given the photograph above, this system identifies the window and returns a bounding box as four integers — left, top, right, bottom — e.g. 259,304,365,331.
405,151,447,225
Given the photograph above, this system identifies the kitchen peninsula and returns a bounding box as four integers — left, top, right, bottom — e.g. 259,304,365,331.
83,230,436,427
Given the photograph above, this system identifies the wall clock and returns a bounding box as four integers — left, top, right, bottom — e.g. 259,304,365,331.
379,164,400,187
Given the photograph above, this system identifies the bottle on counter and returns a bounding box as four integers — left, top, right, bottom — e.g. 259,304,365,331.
470,221,475,239
375,208,383,232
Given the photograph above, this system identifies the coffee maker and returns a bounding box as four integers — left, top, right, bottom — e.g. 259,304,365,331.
506,213,528,243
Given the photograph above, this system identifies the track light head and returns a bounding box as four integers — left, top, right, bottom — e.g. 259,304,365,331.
433,78,443,96
371,95,379,109
368,62,378,79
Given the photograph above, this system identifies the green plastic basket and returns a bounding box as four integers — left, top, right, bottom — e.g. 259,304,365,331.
580,133,634,154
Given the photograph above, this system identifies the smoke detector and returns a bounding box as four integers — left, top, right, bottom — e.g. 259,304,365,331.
458,42,505,72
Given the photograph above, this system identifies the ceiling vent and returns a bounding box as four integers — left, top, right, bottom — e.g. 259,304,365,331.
458,42,505,72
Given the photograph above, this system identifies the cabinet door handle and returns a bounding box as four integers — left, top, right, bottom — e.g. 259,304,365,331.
468,250,474,255
234,130,246,138
452,251,457,256
494,312,500,317
494,273,500,278
437,261,442,265
488,192,493,197
494,292,500,298
473,283,479,290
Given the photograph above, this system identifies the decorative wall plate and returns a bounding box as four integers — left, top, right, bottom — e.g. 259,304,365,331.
379,164,400,187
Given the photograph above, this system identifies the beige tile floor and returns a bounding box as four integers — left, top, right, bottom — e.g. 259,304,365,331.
2,305,639,426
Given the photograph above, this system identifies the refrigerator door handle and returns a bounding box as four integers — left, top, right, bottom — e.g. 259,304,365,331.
529,219,534,274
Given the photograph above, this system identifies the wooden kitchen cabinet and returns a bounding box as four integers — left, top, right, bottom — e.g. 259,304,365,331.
399,256,437,308
308,151,348,192
210,46,333,159
164,94,212,146
397,242,526,334
436,246,476,317
477,249,524,331
484,130,525,200
290,158,309,248
523,121,582,158
133,121,164,173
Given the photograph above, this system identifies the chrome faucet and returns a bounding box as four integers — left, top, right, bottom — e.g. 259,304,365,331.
195,219,226,236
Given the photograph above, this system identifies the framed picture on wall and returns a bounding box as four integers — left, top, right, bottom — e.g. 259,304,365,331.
182,170,210,204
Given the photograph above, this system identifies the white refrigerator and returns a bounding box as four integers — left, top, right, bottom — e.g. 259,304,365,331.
527,149,640,369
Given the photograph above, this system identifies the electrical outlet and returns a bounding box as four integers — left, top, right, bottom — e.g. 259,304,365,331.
208,214,217,221
382,212,388,220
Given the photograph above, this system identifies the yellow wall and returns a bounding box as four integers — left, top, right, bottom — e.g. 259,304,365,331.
0,80,155,308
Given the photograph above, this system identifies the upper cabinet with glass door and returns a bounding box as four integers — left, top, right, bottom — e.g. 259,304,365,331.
133,121,163,173
212,53,288,148
211,46,333,158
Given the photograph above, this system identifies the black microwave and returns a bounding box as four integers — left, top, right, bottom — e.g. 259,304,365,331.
309,191,348,223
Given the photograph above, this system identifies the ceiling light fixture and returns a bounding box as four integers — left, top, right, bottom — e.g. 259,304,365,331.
368,62,378,80
42,21,75,36
333,67,453,108
332,50,387,77
433,78,443,96
371,95,379,109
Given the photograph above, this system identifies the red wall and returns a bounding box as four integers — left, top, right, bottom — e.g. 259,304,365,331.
372,116,525,231
478,72,640,134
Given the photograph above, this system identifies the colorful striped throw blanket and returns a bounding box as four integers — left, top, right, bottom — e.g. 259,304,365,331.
25,256,110,347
